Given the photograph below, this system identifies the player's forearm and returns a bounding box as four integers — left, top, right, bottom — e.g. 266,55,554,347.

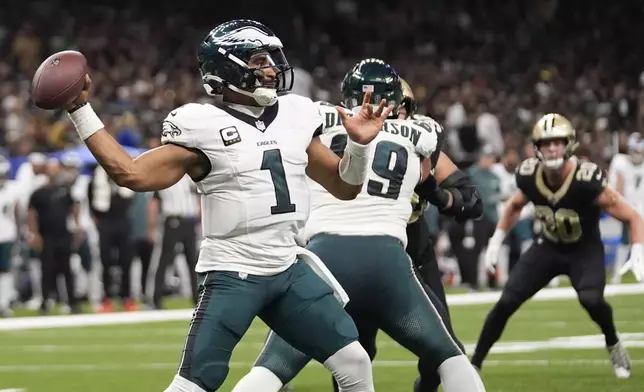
67,104,141,189
628,216,644,244
68,105,191,192
497,190,528,233
84,130,142,189
336,138,370,197
496,206,521,232
306,137,365,200
434,152,458,183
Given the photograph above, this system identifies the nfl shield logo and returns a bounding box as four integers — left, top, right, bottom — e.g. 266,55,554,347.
255,120,266,130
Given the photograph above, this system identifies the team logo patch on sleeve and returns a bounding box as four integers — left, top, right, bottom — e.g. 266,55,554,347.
162,121,182,138
220,126,242,146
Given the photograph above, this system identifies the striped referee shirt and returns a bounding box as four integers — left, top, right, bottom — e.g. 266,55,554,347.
154,174,200,218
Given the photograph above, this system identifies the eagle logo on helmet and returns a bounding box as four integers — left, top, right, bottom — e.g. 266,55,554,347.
198,19,294,107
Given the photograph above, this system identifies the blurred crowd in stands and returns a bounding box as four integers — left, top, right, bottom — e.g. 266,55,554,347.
2,0,644,164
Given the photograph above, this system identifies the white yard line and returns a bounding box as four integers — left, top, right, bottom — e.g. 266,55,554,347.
2,283,643,331
1,359,644,373
4,333,644,354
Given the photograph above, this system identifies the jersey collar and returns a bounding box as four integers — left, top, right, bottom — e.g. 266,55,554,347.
535,158,578,204
216,101,279,133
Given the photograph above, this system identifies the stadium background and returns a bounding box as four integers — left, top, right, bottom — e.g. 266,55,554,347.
0,0,643,391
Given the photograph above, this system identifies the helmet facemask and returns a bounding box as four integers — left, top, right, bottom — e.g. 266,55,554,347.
534,137,573,170
198,23,294,107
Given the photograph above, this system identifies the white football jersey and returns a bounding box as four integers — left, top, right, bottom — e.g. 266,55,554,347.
0,181,22,243
303,103,438,247
490,162,533,220
70,175,94,232
161,94,320,275
608,153,644,213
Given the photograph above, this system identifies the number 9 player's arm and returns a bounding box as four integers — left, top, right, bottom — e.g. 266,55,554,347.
595,185,644,244
306,136,363,200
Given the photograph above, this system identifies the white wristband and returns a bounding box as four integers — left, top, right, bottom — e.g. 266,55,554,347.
67,104,104,140
338,138,371,186
490,228,506,244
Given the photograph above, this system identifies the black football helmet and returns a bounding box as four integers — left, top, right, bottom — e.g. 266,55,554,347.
341,58,403,118
197,19,294,106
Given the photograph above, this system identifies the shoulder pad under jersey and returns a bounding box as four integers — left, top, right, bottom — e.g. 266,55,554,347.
314,101,350,135
382,119,438,158
410,114,446,164
515,157,540,193
574,160,607,200
161,103,208,149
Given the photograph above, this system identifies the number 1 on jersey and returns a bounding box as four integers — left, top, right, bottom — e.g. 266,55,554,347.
261,149,296,215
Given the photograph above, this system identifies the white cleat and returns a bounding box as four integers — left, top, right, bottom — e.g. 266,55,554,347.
607,341,631,379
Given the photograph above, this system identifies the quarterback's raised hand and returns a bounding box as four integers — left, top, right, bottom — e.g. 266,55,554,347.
336,90,393,145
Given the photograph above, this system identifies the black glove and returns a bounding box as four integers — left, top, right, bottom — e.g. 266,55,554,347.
415,170,483,221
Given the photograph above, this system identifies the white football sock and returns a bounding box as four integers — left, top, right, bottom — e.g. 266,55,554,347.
438,354,487,392
0,273,12,310
231,366,284,392
163,374,207,392
323,341,374,392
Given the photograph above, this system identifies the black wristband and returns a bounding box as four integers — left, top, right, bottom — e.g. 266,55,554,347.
67,102,89,114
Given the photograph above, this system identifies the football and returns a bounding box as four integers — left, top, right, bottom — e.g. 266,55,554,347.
31,50,87,110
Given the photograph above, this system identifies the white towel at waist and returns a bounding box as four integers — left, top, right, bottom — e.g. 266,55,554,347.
296,247,350,307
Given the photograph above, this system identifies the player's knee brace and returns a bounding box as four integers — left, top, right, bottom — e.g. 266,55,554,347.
324,341,375,392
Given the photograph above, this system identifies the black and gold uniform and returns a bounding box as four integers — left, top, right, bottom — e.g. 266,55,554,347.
471,113,622,372
509,156,608,303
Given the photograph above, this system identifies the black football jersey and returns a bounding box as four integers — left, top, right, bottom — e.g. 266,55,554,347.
516,157,607,249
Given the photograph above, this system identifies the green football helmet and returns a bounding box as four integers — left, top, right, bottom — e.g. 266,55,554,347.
341,58,403,118
197,19,293,106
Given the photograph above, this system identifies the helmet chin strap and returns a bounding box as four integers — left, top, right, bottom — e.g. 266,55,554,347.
201,74,278,106
227,84,278,107
540,156,565,170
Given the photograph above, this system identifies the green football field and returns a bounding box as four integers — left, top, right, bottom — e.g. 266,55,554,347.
1,287,643,392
